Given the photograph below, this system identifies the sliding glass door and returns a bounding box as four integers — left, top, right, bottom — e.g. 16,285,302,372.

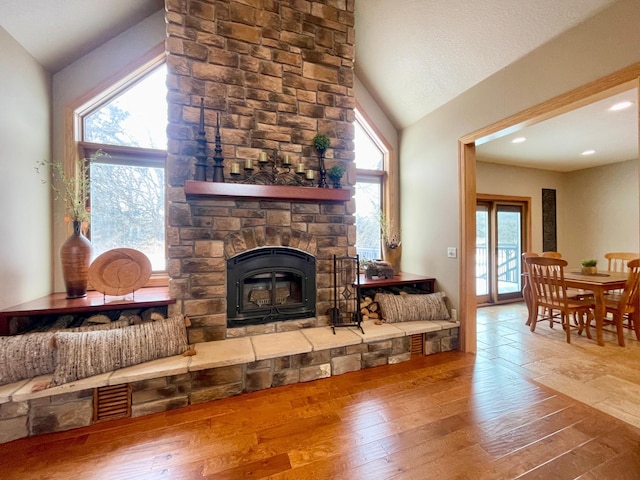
476,200,527,304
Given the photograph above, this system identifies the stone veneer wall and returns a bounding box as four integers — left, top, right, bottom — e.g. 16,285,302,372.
164,0,356,342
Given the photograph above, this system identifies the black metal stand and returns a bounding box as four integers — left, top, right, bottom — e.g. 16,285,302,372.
330,254,364,334
194,98,208,181
318,152,328,188
211,112,225,182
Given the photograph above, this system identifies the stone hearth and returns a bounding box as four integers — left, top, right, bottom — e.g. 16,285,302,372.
0,319,460,444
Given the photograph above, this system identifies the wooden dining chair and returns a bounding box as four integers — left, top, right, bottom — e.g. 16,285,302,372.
588,258,640,346
539,251,591,300
605,252,640,273
525,256,594,343
522,252,539,326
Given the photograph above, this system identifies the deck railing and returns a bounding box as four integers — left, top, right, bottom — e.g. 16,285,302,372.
476,243,521,287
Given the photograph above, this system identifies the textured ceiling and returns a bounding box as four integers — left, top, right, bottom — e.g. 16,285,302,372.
0,0,163,73
354,0,618,129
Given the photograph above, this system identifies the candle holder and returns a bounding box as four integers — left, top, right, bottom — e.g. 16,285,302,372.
211,112,225,182
193,98,209,181
228,149,315,186
317,151,328,188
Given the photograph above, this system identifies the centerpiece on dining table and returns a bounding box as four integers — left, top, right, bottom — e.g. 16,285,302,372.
580,258,598,275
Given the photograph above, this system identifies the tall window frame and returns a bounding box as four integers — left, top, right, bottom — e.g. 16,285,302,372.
72,53,168,286
354,108,392,261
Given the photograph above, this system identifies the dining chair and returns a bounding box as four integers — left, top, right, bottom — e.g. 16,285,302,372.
589,258,640,346
522,251,586,324
525,256,594,343
605,252,640,273
522,252,539,326
539,251,591,300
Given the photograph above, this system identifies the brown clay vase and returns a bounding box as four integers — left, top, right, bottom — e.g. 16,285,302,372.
382,243,402,274
59,221,93,298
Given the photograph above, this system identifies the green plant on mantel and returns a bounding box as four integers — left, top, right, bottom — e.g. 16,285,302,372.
327,163,346,180
581,259,597,268
312,133,331,153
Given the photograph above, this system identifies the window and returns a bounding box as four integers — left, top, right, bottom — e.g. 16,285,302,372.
354,109,388,261
78,62,167,273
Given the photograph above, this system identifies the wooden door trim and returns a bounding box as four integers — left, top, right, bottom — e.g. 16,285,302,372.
459,62,640,353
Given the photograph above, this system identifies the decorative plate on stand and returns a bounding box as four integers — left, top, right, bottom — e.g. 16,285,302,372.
88,248,152,296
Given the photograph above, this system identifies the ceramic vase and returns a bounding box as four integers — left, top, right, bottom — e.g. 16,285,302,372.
59,221,93,298
382,243,402,274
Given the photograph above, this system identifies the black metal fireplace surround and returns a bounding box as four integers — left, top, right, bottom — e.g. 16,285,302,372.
226,247,316,327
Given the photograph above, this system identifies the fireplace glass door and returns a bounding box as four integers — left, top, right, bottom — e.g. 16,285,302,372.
243,271,303,312
227,247,316,327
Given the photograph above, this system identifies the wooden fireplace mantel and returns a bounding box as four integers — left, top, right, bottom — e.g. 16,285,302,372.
184,180,352,202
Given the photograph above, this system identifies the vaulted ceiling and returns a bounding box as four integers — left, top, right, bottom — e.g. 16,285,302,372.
1,0,634,171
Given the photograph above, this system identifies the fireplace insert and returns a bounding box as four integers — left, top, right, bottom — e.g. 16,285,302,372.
226,247,316,327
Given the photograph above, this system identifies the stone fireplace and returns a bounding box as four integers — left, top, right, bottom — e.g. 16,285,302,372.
164,0,356,343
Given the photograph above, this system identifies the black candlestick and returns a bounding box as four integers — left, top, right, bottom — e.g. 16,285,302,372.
194,98,208,181
211,112,225,182
318,151,328,188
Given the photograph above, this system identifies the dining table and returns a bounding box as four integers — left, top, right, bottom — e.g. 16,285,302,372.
522,268,630,346
562,269,629,346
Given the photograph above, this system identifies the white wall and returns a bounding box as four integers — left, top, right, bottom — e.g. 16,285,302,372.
0,27,52,310
564,159,639,266
400,0,640,310
50,9,165,291
477,159,639,268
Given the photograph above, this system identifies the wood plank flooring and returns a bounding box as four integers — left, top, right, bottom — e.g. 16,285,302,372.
2,339,640,479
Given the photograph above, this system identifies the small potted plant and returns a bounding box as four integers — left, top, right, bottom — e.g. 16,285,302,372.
312,133,331,188
327,163,346,189
312,133,331,154
581,259,598,275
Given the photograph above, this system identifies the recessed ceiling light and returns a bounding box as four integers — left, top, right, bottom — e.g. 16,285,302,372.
581,149,596,156
511,137,526,144
609,101,633,111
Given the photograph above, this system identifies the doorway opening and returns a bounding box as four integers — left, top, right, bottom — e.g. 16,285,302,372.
458,65,640,353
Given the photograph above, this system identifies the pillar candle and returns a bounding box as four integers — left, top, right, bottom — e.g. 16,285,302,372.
259,151,268,162
306,169,315,180
283,154,291,165
245,158,253,169
296,162,305,173
231,162,240,174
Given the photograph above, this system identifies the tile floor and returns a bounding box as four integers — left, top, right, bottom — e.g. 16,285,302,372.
477,302,640,429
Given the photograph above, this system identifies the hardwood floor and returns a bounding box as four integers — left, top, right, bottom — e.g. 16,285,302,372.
2,304,640,479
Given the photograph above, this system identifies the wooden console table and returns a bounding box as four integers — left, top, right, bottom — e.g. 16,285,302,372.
358,272,436,295
0,287,175,335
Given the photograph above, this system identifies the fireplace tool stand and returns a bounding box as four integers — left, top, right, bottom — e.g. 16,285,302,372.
330,254,364,334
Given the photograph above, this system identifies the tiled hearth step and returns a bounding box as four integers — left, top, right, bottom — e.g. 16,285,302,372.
0,319,459,443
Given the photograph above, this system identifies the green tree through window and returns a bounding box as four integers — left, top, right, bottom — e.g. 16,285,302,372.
81,62,167,271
